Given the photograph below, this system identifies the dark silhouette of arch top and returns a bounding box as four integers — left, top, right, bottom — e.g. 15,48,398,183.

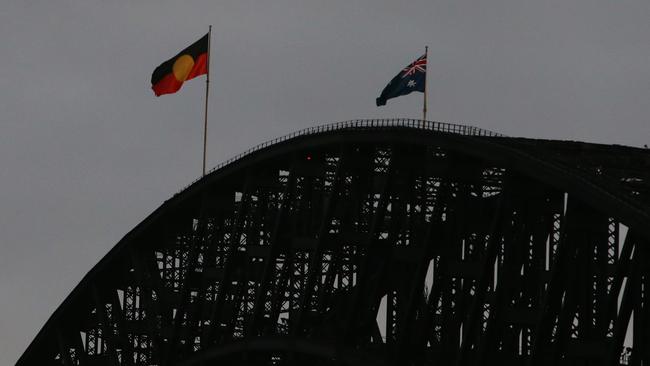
17,120,650,366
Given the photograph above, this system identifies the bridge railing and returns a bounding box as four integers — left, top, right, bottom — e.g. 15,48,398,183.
178,119,502,192
173,119,502,195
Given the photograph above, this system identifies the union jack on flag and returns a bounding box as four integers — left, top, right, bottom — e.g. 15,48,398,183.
402,54,427,77
376,52,427,106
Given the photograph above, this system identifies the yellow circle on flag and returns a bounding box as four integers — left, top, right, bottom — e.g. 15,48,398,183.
172,55,195,82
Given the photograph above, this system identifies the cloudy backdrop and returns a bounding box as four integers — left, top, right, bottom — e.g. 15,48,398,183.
1,0,649,364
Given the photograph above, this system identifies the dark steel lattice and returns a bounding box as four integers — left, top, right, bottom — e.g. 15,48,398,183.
17,120,650,366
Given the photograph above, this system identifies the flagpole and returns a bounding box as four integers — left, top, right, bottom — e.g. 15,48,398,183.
423,45,428,125
202,25,212,176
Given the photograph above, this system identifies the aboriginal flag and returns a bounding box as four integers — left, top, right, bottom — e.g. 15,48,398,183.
151,33,209,96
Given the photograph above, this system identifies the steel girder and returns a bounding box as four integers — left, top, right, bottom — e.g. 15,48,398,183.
16,122,650,366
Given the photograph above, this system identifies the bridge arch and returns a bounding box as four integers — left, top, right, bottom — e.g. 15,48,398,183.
18,120,650,366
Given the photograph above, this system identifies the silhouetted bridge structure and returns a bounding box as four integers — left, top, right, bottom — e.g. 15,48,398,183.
17,120,650,365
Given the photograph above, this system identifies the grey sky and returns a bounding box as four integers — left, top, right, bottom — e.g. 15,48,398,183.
1,0,649,364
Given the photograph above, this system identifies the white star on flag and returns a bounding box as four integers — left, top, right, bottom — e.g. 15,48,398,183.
407,80,417,87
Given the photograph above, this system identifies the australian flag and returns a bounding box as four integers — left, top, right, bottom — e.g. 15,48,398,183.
376,53,427,106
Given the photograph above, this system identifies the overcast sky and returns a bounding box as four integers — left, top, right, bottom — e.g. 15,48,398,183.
1,0,649,364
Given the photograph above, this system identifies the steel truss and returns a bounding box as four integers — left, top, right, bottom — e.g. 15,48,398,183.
17,121,650,366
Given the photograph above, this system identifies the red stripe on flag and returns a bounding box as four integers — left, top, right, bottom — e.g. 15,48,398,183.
152,73,184,97
186,53,208,81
